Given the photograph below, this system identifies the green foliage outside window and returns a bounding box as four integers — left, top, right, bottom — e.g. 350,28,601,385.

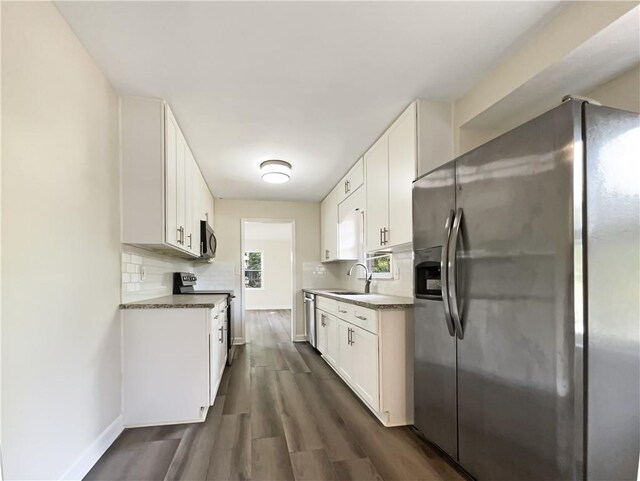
244,252,263,288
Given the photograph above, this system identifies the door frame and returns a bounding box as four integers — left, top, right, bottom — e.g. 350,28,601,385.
240,218,296,342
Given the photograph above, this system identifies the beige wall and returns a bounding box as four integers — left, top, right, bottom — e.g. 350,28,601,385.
245,238,293,310
2,2,121,479
213,199,320,341
587,64,640,113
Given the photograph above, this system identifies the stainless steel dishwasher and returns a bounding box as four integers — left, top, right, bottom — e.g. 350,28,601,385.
303,292,317,348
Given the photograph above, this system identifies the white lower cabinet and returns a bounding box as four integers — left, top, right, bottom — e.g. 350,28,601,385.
325,314,339,366
315,297,411,426
352,326,379,411
337,320,356,384
122,299,227,427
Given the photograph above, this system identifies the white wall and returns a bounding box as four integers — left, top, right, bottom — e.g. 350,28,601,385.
587,64,640,113
2,2,121,479
198,199,319,342
245,237,293,310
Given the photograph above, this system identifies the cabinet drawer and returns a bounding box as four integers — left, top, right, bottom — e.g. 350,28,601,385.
317,296,337,314
351,306,378,334
335,301,353,320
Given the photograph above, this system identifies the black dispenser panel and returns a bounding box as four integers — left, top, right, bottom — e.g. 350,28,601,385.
415,246,443,300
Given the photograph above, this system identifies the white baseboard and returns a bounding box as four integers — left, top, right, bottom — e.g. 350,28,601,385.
60,415,124,480
294,334,308,342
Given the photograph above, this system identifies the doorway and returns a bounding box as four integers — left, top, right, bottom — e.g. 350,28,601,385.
240,219,295,342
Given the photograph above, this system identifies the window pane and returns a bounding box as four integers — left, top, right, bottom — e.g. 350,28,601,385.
371,255,391,273
244,251,263,288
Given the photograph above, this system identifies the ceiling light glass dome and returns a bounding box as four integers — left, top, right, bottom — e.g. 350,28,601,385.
260,160,291,184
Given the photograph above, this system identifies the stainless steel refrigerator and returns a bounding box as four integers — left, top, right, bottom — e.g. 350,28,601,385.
412,99,639,481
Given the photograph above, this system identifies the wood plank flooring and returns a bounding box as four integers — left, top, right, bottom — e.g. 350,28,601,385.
85,309,465,481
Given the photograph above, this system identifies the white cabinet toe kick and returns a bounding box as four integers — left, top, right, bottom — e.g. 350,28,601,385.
315,296,413,427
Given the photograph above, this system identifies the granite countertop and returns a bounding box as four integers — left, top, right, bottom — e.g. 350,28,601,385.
303,288,413,310
120,294,228,309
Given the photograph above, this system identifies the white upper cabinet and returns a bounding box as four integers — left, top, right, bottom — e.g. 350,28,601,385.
338,185,364,260
387,102,417,248
336,157,364,204
320,186,339,262
121,97,215,258
364,134,390,252
364,100,452,253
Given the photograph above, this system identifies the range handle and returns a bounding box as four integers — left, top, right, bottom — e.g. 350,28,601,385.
447,208,464,339
440,210,456,337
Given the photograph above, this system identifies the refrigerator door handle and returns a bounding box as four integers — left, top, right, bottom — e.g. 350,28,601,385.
441,210,456,337
448,208,464,339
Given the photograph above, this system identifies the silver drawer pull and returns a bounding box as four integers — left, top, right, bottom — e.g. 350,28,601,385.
355,315,367,320
338,309,347,313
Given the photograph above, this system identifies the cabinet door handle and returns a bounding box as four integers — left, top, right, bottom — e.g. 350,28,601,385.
379,228,383,246
355,315,367,320
177,227,182,244
347,328,351,345
219,327,224,343
338,309,347,314
188,233,192,249
382,227,389,245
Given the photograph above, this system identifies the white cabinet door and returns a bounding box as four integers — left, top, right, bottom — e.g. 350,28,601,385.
338,186,364,260
185,148,198,255
352,326,380,410
316,309,327,354
387,103,416,248
165,110,181,249
325,313,339,366
337,320,355,384
320,186,339,262
217,307,227,380
336,157,364,204
364,135,389,252
209,308,220,405
176,133,187,250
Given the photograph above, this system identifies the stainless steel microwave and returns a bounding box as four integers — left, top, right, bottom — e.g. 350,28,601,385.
200,221,217,260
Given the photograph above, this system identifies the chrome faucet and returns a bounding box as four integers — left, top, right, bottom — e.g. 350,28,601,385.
347,262,372,294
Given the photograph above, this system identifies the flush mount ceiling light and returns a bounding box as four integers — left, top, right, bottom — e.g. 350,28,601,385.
260,160,291,184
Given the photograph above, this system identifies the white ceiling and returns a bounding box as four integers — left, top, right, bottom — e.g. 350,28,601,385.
244,222,292,242
56,1,563,201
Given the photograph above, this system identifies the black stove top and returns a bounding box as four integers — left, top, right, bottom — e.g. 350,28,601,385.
173,272,235,297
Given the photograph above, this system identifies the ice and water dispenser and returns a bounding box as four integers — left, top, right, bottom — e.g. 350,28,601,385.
415,246,443,300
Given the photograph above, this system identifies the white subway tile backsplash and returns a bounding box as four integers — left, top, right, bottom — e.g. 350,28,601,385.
121,245,194,303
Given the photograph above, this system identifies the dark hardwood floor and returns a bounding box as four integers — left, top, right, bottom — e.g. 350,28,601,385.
85,309,464,481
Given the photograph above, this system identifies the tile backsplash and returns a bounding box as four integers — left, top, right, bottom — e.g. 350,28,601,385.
121,245,414,303
121,245,192,303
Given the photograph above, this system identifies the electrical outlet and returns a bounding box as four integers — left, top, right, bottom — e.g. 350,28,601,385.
140,265,146,281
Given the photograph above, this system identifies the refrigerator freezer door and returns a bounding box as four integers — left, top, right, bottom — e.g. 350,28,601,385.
454,101,582,480
412,162,458,459
584,104,640,481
